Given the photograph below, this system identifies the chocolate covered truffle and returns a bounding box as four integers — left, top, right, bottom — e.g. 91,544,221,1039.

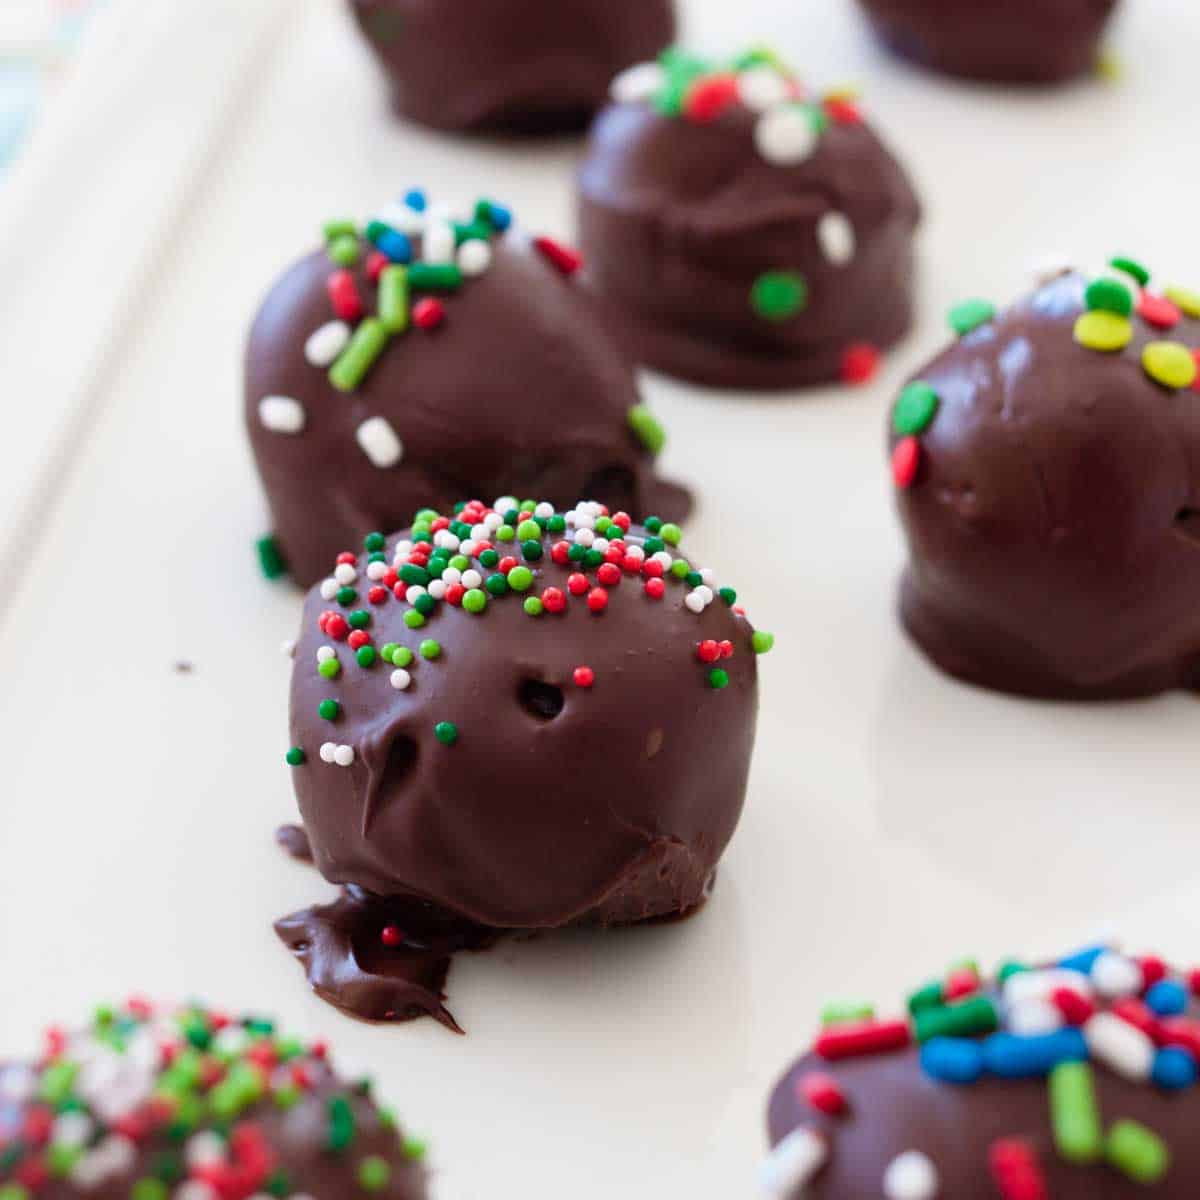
0,998,428,1198
347,0,676,135
857,0,1120,85
889,262,1200,699
246,191,686,587
276,497,770,1030
577,50,921,390
764,945,1200,1197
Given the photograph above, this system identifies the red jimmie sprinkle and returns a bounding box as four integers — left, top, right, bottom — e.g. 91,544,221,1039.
841,341,880,384
1158,1017,1200,1058
944,968,980,1002
824,97,863,125
573,666,595,688
327,270,364,322
367,250,388,284
815,1018,911,1060
413,298,445,330
988,1138,1047,1200
684,73,740,122
798,1071,848,1116
1137,292,1181,331
1139,955,1168,991
1188,968,1200,997
892,436,922,489
1111,998,1163,1043
1050,986,1095,1027
533,236,583,276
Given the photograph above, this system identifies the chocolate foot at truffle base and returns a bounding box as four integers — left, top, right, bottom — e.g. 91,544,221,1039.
245,190,687,587
856,0,1120,85
578,50,920,390
889,261,1200,700
348,0,676,135
0,999,430,1198
764,945,1200,1198
277,498,771,1031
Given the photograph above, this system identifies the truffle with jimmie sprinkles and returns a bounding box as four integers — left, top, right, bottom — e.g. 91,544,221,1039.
0,998,428,1199
275,496,771,1031
764,945,1200,1198
577,48,920,390
856,0,1120,85
889,259,1200,699
347,0,676,134
245,190,688,586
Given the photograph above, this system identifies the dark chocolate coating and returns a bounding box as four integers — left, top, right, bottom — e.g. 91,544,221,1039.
245,232,687,586
348,0,676,134
891,272,1200,699
578,100,920,389
857,0,1119,84
281,516,760,1023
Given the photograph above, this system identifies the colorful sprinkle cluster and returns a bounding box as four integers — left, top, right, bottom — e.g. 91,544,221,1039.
0,1000,425,1199
289,496,773,768
761,945,1200,1197
255,190,589,471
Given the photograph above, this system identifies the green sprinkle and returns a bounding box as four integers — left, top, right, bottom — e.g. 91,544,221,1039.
449,554,470,572
752,631,775,654
708,668,729,689
670,559,690,579
381,643,399,664
820,1001,875,1026
348,610,370,630
751,271,807,321
323,219,358,242
462,588,487,614
907,980,944,1016
392,646,414,668
485,573,508,596
521,539,543,561
523,597,544,616
496,524,515,542
517,519,540,541
660,523,682,546
892,381,940,436
413,593,435,616
419,639,441,660
1110,255,1150,286
1106,1120,1169,1184
594,515,612,534
914,995,998,1043
285,747,306,767
479,548,499,568
329,318,389,392
46,1142,81,1177
402,1136,429,1162
39,1061,77,1104
718,586,737,605
567,543,587,562
318,699,341,721
434,721,458,746
356,646,377,668
686,570,703,587
358,1156,392,1191
644,516,662,533
255,534,287,580
131,1181,168,1200
548,515,566,533
997,959,1030,984
364,532,386,552
628,404,666,454
452,220,492,246
408,263,462,291
378,265,410,334
507,566,534,592
1085,277,1133,317
318,658,340,679
399,563,430,586
947,298,996,336
336,586,357,606
402,610,426,629
328,234,359,268
1050,1062,1102,1164
584,548,604,568
643,536,664,555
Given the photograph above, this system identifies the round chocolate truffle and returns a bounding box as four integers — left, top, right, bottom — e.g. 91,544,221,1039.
347,0,676,134
856,0,1120,85
276,497,770,1030
577,50,921,390
889,263,1200,700
245,191,687,587
0,998,428,1198
765,945,1200,1197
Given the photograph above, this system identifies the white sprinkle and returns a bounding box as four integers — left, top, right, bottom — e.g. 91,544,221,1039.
175,1183,220,1200
685,591,707,614
694,585,714,604
333,744,355,767
650,550,673,570
428,579,447,600
610,60,665,105
493,495,518,513
319,578,339,600
462,569,483,589
405,585,427,605
737,65,791,111
1091,952,1142,999
280,639,297,658
457,239,493,277
1084,1012,1154,1081
334,562,357,585
534,502,554,519
0,1065,36,1103
755,104,819,165
625,544,645,562
319,742,337,763
460,539,479,557
423,221,456,265
574,527,595,547
699,567,717,586
441,567,462,585
316,646,335,663
759,1127,827,1196
258,395,305,435
1004,968,1092,1006
211,1026,250,1058
52,1111,94,1148
390,668,412,690
434,529,461,550
1007,998,1063,1037
592,537,609,554
378,202,425,235
304,320,350,367
356,416,404,468
486,508,508,530
185,1131,228,1168
882,1150,939,1200
71,1135,137,1188
394,539,413,557
818,211,856,266
366,560,388,581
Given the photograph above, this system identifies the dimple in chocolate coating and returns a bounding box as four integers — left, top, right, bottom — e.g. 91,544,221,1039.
857,0,1120,84
245,232,687,587
577,96,920,389
891,272,1200,699
347,0,676,134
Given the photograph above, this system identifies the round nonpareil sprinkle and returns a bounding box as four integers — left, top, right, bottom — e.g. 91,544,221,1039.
1073,310,1132,352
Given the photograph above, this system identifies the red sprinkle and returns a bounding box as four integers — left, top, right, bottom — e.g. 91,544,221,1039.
381,925,403,947
824,97,863,125
533,235,583,276
413,298,446,330
327,270,364,322
367,250,389,284
1112,998,1163,1043
611,512,631,532
644,577,666,600
988,1138,1047,1200
1188,968,1200,997
567,573,589,597
542,587,567,614
445,583,466,606
944,968,979,1001
324,614,350,641
684,73,740,123
498,556,518,575
718,640,734,659
1139,955,1168,991
551,541,571,565
892,436,922,489
1159,1017,1200,1058
815,1019,911,1061
347,630,370,651
368,585,388,605
1137,292,1181,330
336,552,357,565
841,342,880,384
697,640,721,663
573,666,595,688
642,558,665,579
798,1072,848,1116
587,587,609,613
1050,987,1095,1027
597,562,621,587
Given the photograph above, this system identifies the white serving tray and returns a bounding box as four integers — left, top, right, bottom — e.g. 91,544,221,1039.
2,0,1199,1196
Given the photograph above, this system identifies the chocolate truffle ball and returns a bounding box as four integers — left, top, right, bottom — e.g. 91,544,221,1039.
246,192,687,587
764,945,1200,1198
347,0,676,134
276,497,770,1030
889,263,1200,700
857,0,1120,85
0,999,428,1198
577,50,921,390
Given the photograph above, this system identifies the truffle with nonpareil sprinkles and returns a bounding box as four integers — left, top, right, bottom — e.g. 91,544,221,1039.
577,48,921,389
889,258,1200,699
245,190,688,587
764,945,1200,1198
0,999,428,1199
275,497,770,1031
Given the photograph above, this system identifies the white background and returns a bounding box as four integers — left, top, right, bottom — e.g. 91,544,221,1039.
2,1,1200,1196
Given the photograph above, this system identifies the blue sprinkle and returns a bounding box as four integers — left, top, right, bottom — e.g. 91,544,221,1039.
981,1030,1088,1079
1057,945,1107,975
1152,1046,1198,1091
1145,980,1188,1018
405,189,427,212
483,201,512,232
920,1037,984,1084
376,229,412,264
